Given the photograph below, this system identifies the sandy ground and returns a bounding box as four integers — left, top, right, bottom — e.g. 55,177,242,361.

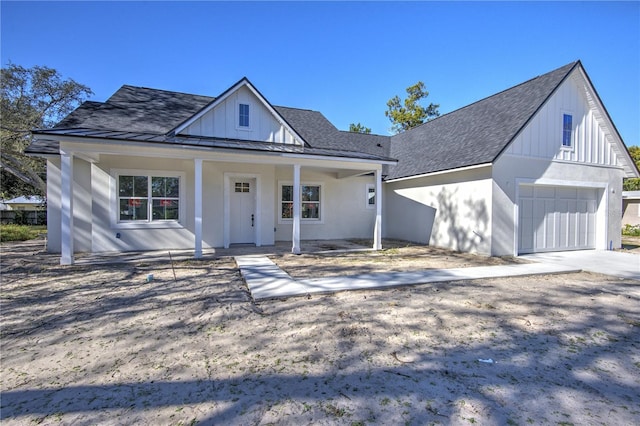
1,239,640,425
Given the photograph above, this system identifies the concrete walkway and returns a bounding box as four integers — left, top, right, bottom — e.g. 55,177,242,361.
521,250,640,280
236,255,581,300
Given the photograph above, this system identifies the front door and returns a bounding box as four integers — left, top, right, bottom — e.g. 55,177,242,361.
230,178,256,244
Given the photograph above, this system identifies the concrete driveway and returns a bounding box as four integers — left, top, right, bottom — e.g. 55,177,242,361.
521,250,640,280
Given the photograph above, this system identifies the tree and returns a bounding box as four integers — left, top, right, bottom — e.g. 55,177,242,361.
348,122,371,134
1,64,92,198
385,81,439,134
623,145,640,191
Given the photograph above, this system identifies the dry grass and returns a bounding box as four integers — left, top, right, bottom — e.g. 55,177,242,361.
1,240,639,425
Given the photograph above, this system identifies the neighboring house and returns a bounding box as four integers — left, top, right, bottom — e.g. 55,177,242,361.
27,61,639,264
3,196,46,211
622,191,640,227
1,196,46,225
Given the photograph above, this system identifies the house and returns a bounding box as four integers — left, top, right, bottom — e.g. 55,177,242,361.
384,61,639,255
1,196,46,225
2,195,46,211
27,61,639,264
622,191,640,227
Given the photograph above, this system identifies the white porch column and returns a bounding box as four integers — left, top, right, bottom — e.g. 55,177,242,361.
60,150,74,265
373,168,382,250
194,159,203,259
292,164,301,254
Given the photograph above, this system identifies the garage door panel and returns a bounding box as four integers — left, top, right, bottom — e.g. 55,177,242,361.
519,199,534,252
518,185,598,254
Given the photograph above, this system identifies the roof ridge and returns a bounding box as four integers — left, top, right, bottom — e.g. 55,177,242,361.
118,84,216,99
337,129,389,138
273,105,318,113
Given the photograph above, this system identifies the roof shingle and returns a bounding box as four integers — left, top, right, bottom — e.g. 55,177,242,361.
387,61,578,180
31,62,587,175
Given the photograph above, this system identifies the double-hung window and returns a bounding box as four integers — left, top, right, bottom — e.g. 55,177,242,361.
238,103,250,128
118,174,180,223
280,183,322,221
562,114,573,147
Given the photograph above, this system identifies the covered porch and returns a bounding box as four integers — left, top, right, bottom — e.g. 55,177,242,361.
53,137,392,265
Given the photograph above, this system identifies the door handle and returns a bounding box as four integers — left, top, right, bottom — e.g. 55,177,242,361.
251,214,254,227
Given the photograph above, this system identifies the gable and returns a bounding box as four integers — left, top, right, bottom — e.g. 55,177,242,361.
177,81,304,145
386,62,577,181
503,66,637,177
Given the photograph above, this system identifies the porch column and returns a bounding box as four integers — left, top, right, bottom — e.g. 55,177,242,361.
60,150,74,265
194,159,203,259
373,168,382,250
292,164,301,254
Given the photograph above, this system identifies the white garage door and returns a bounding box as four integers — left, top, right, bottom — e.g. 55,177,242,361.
518,185,598,254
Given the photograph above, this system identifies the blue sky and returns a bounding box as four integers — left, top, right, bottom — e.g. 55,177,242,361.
2,1,639,146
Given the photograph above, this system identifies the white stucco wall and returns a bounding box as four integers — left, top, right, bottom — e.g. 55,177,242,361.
87,156,280,252
46,159,62,253
384,167,493,255
74,157,93,252
493,154,623,254
90,156,197,252
45,157,93,253
47,148,380,254
274,167,378,242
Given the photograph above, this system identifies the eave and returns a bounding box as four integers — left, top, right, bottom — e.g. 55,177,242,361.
29,129,397,166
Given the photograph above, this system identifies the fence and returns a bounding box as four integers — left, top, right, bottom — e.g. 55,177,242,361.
0,210,47,225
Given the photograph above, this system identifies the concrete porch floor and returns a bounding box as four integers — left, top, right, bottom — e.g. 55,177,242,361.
73,239,373,265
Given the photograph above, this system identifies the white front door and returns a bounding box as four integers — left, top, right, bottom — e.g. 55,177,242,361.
230,178,256,244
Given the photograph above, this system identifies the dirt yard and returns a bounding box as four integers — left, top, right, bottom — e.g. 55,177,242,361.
1,239,639,425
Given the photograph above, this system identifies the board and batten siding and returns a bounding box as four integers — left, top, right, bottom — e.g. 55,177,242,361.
181,86,298,144
504,72,619,168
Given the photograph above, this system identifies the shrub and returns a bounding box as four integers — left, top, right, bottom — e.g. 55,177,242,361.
0,224,45,242
622,224,640,237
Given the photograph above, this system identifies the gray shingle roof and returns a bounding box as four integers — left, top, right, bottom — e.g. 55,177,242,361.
54,101,103,128
30,62,589,176
32,83,393,162
387,61,578,180
52,85,214,134
274,106,392,157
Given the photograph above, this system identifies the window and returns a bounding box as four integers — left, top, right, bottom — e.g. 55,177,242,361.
280,183,322,221
239,103,250,128
562,114,573,147
366,184,376,208
235,182,250,193
118,174,180,222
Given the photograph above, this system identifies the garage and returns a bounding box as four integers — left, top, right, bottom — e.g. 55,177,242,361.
518,185,598,254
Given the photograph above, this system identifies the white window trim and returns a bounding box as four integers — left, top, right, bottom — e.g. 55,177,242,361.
366,183,376,209
561,110,575,152
110,169,186,229
236,101,252,131
278,180,324,225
